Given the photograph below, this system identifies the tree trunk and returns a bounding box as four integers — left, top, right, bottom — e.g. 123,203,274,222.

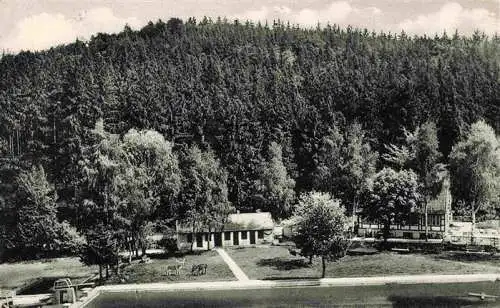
191,222,195,252
16,129,20,156
105,265,109,279
99,265,103,280
53,118,57,144
321,256,326,278
352,198,358,233
207,227,211,251
309,255,313,265
383,223,390,244
9,133,12,156
424,197,429,242
116,248,120,275
471,205,476,245
128,240,133,263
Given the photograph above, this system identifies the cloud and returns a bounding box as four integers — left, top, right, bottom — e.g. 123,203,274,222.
2,12,76,52
231,1,380,27
398,2,499,36
367,7,382,16
233,6,269,23
230,1,497,36
1,7,141,53
79,7,142,36
296,2,354,26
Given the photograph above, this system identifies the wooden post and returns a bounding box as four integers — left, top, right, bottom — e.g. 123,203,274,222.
321,256,326,278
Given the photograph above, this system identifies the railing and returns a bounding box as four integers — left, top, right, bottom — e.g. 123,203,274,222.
357,223,445,232
351,237,444,244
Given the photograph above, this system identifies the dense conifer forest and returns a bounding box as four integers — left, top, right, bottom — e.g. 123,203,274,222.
0,18,498,263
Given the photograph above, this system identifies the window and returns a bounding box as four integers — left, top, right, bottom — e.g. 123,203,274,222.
187,234,193,243
241,231,248,240
224,232,231,240
257,230,264,239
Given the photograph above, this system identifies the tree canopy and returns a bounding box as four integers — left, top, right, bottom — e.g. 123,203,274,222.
0,19,498,218
253,142,296,221
292,191,349,278
361,168,422,242
0,18,498,261
449,120,500,221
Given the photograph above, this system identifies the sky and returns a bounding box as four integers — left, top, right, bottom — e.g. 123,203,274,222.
0,0,498,53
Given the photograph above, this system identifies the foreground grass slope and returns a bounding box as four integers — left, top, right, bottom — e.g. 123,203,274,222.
0,250,234,291
106,250,235,284
3,246,500,291
227,246,500,280
0,257,98,290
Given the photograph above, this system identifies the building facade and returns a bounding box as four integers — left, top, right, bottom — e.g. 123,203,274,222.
176,212,275,250
356,178,453,239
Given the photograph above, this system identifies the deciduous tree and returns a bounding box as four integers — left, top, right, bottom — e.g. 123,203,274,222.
254,142,296,221
179,146,234,250
292,192,349,278
449,120,500,242
361,168,421,244
115,129,181,257
15,165,64,253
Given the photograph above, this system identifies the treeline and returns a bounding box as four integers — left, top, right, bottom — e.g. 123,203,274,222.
0,18,499,266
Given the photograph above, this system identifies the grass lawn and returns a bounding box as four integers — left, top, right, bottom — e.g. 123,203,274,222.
436,251,500,268
0,257,97,290
106,250,236,284
226,246,500,280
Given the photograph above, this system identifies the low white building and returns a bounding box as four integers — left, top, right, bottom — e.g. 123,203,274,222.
176,212,275,250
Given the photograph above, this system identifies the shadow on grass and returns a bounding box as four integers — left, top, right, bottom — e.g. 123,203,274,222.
147,250,205,259
346,248,379,256
110,269,187,284
388,295,486,307
262,276,320,281
434,251,500,263
16,276,87,295
257,257,311,270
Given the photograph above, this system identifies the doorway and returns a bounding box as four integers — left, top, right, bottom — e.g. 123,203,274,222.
250,231,256,244
196,234,203,248
233,232,239,245
214,233,223,247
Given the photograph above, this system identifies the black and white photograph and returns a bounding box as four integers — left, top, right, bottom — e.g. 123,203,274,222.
0,0,499,307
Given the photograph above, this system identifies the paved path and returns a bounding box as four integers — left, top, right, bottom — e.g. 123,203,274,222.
215,248,249,281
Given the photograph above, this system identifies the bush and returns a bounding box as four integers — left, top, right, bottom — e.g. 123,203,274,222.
158,237,178,253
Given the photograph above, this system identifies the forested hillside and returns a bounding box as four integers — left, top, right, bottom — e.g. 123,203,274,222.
0,18,499,261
